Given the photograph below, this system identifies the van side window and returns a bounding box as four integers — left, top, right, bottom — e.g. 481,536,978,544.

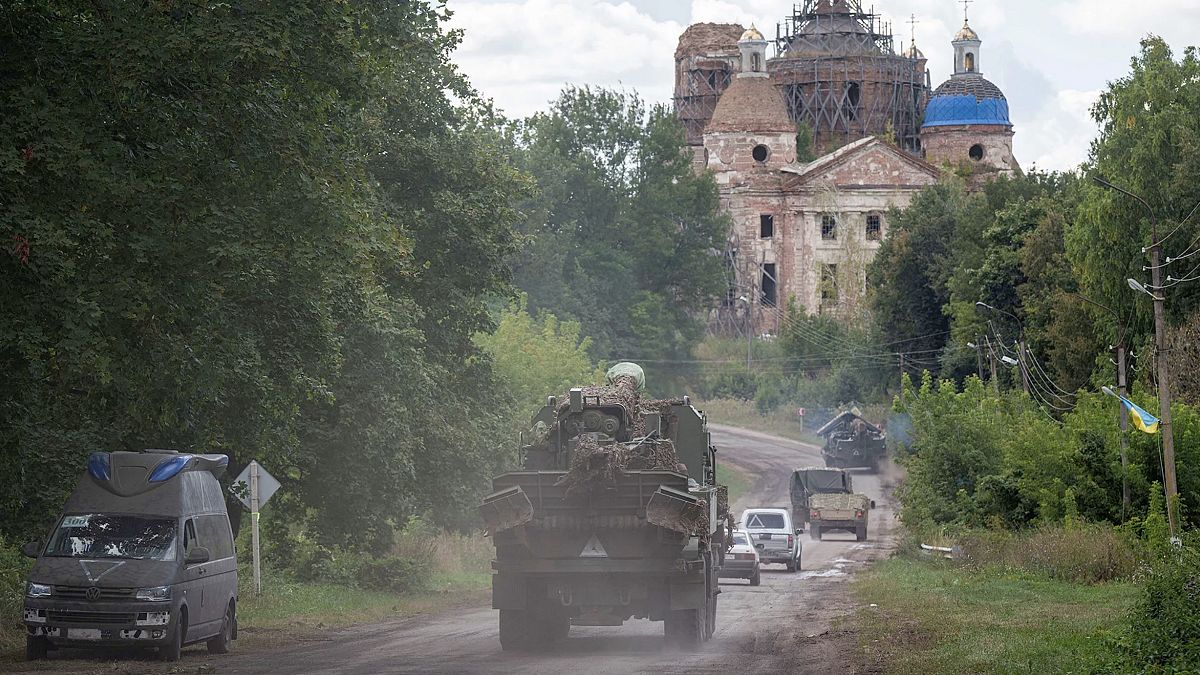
183,519,197,552
196,515,235,560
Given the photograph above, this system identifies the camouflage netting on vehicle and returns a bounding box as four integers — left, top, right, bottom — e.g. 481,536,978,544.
715,485,736,552
555,436,686,499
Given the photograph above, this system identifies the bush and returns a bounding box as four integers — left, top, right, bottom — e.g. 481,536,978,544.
1,537,33,651
957,524,1138,584
1119,534,1200,672
355,556,430,593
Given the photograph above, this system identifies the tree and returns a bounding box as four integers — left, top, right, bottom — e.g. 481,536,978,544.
0,1,526,544
1068,38,1200,340
513,87,728,367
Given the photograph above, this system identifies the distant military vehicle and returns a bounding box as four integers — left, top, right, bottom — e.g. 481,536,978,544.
479,363,728,651
790,467,874,541
815,409,886,470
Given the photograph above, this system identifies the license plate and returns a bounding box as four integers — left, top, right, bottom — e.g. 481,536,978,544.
71,628,101,640
758,533,772,540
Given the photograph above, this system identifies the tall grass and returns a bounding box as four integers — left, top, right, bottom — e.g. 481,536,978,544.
695,398,822,445
955,525,1139,584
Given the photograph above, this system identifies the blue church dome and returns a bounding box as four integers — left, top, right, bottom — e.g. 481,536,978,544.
922,76,1011,127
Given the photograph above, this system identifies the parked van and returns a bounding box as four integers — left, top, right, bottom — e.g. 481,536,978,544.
22,449,237,662
739,507,802,572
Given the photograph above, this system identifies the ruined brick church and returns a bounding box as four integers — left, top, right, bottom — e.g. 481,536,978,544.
675,0,1018,332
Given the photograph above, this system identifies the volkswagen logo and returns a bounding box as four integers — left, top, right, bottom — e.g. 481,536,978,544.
85,587,101,601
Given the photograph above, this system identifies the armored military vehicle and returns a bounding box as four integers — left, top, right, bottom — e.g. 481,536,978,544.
480,363,728,651
790,466,873,541
815,410,886,470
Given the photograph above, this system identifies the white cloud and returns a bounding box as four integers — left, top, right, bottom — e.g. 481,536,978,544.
1053,0,1200,37
447,0,681,117
1018,88,1101,172
446,0,1196,171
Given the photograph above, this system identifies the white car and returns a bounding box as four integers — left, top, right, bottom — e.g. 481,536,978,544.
740,507,802,572
719,530,761,585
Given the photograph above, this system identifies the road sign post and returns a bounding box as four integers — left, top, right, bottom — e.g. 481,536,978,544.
233,460,280,597
251,462,262,596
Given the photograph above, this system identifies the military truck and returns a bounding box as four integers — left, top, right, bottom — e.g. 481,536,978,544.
815,410,886,470
789,467,874,541
479,363,728,651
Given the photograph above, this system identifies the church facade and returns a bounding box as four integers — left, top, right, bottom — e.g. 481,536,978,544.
674,0,1017,332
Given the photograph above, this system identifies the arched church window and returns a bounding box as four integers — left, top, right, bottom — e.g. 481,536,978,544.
751,53,762,72
965,52,975,72
844,82,861,122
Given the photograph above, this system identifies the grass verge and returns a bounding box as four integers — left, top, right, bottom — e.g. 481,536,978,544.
716,461,752,506
850,558,1136,674
697,398,823,446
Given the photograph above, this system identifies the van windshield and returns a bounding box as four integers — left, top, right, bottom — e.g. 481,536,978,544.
44,514,177,561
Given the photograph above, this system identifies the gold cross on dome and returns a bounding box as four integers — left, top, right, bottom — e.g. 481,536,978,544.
960,0,973,22
907,13,919,43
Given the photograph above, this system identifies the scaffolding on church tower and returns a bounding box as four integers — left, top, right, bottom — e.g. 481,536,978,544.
771,0,930,154
674,23,744,146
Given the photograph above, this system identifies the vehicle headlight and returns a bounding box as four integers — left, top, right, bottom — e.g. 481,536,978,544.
135,586,171,602
26,582,52,598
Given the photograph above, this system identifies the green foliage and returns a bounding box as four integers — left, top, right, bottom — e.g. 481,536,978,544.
0,1,525,546
1071,38,1200,334
512,87,729,364
794,122,816,163
1118,534,1200,672
476,297,604,426
896,373,1200,531
0,538,31,654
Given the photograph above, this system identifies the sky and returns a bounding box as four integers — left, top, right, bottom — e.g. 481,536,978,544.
444,0,1199,172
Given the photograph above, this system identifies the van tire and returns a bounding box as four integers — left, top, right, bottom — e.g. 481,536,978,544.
810,526,822,540
160,616,183,662
785,557,796,572
207,603,234,654
25,636,48,661
749,567,761,586
856,525,867,541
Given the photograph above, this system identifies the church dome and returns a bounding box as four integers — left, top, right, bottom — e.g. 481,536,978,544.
954,21,979,42
740,25,765,42
902,42,924,59
922,76,1010,127
706,75,794,134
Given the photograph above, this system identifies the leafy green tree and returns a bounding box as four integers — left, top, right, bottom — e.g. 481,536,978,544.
476,297,604,425
0,1,525,545
513,87,728,365
1069,38,1200,339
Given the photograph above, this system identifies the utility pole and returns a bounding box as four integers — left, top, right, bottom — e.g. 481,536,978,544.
1116,343,1131,521
974,335,984,381
1147,215,1180,537
898,352,906,405
986,336,999,392
1094,174,1180,537
1018,339,1031,396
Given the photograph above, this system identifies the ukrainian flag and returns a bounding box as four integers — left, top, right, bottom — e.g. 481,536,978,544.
1118,395,1160,434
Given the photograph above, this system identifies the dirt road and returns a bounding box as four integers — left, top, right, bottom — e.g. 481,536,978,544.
16,425,895,674
216,424,896,674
